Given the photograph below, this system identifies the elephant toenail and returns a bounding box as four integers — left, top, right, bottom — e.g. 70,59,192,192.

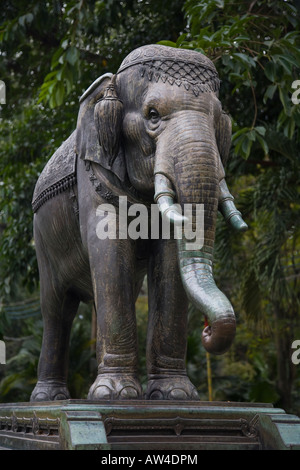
54,393,68,400
149,390,164,400
92,385,112,400
120,386,139,399
168,388,188,400
33,392,49,401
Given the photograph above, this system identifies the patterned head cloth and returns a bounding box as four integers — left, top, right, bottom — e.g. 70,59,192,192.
117,44,220,96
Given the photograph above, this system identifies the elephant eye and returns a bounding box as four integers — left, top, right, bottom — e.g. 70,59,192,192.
148,108,160,123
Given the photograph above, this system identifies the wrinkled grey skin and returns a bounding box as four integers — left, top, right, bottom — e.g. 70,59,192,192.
30,45,247,402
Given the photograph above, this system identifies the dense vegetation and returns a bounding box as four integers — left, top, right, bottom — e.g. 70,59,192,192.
0,1,299,413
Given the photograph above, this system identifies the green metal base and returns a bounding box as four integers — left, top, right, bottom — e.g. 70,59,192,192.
0,400,300,450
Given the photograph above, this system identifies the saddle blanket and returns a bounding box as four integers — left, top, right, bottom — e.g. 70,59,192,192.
32,132,77,213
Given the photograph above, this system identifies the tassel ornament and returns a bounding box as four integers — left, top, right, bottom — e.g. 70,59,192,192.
94,75,123,168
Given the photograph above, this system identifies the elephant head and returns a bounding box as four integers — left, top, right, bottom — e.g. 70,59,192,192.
76,45,247,355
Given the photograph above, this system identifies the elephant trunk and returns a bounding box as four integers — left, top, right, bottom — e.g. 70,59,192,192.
154,111,236,355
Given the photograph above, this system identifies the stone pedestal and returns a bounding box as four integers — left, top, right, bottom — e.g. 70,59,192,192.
0,400,299,450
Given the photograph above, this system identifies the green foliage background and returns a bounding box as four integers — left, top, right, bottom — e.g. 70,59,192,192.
0,0,299,413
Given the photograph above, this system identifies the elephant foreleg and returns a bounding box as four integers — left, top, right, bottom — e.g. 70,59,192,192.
86,233,143,400
146,238,199,400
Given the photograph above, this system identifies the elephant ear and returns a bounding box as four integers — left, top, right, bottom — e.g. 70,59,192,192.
215,111,232,168
75,73,126,181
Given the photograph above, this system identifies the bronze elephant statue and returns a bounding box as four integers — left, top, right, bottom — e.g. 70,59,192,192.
30,45,247,402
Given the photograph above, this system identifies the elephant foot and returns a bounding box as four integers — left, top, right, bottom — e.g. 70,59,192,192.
87,373,143,400
30,380,70,402
145,375,200,400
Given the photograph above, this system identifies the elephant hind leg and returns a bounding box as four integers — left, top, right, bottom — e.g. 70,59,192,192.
30,289,80,402
30,224,80,402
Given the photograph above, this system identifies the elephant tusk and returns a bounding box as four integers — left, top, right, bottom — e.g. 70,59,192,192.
154,173,188,226
218,179,248,232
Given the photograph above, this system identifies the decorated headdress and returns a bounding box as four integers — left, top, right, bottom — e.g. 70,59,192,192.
117,44,220,96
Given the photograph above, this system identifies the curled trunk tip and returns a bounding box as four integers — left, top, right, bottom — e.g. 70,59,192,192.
177,244,236,356
202,316,236,355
